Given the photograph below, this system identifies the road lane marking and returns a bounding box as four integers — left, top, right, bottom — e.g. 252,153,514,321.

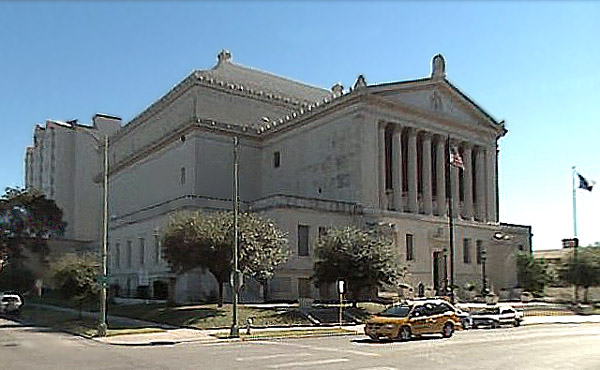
236,352,312,361
261,340,380,357
268,358,349,368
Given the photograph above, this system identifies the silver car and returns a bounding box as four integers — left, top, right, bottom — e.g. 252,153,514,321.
0,293,23,315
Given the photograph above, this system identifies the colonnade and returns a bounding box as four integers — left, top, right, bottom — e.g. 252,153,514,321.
377,122,497,222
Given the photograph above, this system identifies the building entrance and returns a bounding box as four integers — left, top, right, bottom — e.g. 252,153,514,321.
432,251,446,296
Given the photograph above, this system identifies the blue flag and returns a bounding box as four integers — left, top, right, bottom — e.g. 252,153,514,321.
578,173,595,192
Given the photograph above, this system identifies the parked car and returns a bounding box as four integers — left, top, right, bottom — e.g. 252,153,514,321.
0,292,23,315
471,305,523,328
456,308,473,330
365,299,462,341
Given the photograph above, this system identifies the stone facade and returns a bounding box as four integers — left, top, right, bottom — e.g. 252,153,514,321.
25,50,532,302
25,114,121,242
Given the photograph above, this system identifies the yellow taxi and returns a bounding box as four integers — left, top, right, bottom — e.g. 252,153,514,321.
365,299,461,341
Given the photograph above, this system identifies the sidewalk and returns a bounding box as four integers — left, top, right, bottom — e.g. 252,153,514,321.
92,315,600,346
522,314,600,326
93,324,365,346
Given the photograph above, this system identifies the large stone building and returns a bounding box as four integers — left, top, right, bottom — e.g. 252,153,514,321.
25,50,531,302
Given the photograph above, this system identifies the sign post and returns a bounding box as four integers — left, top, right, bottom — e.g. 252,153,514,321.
338,280,345,328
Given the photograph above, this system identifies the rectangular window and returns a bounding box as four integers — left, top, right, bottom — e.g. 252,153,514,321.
463,238,471,264
154,234,161,264
139,238,145,266
127,240,132,267
273,151,280,168
180,167,186,185
298,225,309,256
406,234,414,261
476,240,483,265
115,242,120,269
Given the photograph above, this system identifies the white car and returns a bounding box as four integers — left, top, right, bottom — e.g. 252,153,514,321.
471,305,523,328
0,293,23,315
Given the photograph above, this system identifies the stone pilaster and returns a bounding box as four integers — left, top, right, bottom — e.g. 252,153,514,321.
392,126,403,212
378,123,387,210
407,128,418,213
435,135,447,217
422,132,433,215
475,146,486,222
463,144,473,220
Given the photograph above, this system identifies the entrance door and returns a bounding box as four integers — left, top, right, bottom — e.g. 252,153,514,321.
432,251,445,296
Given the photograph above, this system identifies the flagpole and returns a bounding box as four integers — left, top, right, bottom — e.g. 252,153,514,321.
446,135,455,304
571,165,579,304
572,166,578,240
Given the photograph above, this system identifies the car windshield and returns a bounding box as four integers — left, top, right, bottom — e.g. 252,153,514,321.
379,305,412,317
473,307,499,315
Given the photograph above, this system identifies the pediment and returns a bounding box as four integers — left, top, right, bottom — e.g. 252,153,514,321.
370,80,501,131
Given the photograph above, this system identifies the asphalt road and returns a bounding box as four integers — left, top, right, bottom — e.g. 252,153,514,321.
3,318,600,370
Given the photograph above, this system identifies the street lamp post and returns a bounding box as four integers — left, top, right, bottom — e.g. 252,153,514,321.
98,134,109,337
229,136,240,338
79,129,109,337
480,248,488,296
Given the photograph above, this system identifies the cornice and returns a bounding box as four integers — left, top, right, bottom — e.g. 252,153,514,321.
112,69,330,146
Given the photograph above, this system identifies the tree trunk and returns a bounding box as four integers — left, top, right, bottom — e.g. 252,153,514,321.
262,281,269,302
217,281,224,307
584,286,590,303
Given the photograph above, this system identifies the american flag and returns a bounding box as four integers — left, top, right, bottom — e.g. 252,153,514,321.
450,147,464,169
578,173,595,192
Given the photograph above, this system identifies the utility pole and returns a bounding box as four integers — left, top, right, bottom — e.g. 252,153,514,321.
98,134,109,337
230,136,240,338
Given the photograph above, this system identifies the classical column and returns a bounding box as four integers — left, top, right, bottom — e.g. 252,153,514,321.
475,146,486,222
435,136,446,217
421,132,433,215
407,128,418,213
463,144,473,220
392,126,403,212
378,123,386,210
487,145,497,222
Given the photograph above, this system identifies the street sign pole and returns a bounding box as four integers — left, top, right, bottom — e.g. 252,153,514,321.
338,280,344,328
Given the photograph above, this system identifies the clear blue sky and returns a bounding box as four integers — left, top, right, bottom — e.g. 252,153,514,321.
1,1,598,250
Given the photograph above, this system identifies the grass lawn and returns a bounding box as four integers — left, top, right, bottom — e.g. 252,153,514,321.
17,305,165,338
108,303,312,329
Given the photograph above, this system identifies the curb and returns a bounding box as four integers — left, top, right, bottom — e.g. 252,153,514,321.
95,329,362,346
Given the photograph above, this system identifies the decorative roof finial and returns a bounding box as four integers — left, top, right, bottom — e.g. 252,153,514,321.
431,54,446,79
353,74,367,90
217,49,232,64
331,83,344,98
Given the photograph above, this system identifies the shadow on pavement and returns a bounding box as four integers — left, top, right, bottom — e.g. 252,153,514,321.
352,335,442,344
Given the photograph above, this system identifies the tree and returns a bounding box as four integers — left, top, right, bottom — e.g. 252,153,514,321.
51,253,100,313
312,226,404,306
516,251,551,296
162,211,288,306
238,213,289,301
0,187,66,269
558,248,600,303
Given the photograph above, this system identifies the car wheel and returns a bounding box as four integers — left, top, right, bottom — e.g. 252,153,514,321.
368,335,380,342
398,326,411,341
442,323,454,338
492,321,500,329
514,320,521,327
